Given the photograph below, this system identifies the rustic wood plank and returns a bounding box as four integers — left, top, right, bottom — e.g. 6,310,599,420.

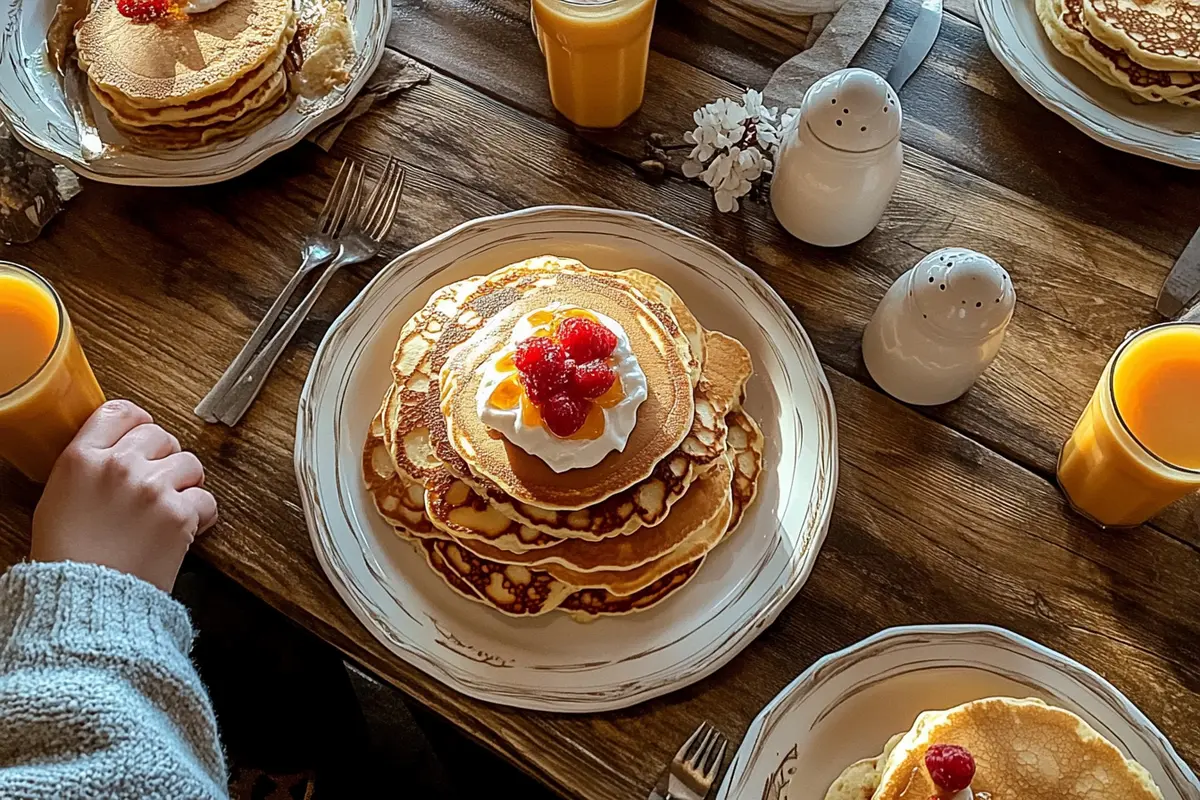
0,29,1197,800
389,0,1200,259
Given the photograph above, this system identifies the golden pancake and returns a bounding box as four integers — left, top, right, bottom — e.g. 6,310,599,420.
411,534,706,620
1083,0,1200,72
873,697,1165,800
97,67,287,129
362,395,438,538
470,329,750,539
76,0,295,107
422,484,729,616
439,264,695,510
385,276,489,485
823,734,904,800
537,459,733,593
110,90,288,149
725,407,763,535
619,269,704,385
1039,0,1200,100
451,453,734,573
423,471,563,551
89,43,289,125
557,557,704,620
387,260,694,488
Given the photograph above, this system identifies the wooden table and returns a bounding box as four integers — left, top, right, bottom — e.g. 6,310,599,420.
3,0,1199,797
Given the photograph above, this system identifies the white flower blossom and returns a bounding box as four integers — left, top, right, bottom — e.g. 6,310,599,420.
680,88,799,213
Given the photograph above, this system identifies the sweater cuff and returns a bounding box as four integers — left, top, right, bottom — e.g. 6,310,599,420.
0,561,194,668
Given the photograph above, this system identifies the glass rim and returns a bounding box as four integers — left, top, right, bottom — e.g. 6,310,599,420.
0,260,66,402
552,0,623,6
1107,320,1200,477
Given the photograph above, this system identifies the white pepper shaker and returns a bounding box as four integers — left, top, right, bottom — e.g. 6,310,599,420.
862,247,1016,405
770,68,903,247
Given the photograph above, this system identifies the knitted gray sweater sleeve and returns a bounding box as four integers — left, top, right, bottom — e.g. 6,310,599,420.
0,561,228,800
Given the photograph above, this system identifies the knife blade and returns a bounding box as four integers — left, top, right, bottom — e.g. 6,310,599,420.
1156,224,1200,318
887,0,944,90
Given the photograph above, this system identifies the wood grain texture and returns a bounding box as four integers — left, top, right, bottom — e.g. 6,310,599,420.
0,2,1198,799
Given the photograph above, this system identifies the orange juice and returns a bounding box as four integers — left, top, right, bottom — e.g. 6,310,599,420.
0,262,105,482
531,0,656,129
1058,323,1200,527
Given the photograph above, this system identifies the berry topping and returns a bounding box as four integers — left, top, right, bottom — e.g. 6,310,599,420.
541,393,590,437
925,744,975,793
116,0,170,21
513,336,562,374
571,360,617,400
558,317,617,362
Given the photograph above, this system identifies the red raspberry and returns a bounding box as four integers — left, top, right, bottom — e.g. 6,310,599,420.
924,744,975,793
513,336,558,373
570,360,617,400
557,317,617,362
541,393,590,437
522,364,571,404
116,0,170,20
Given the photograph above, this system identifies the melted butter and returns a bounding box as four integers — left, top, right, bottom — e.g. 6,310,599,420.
567,403,606,440
488,374,523,410
521,395,542,427
594,374,624,408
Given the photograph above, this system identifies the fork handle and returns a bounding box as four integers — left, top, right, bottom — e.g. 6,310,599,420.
211,250,348,425
194,253,328,422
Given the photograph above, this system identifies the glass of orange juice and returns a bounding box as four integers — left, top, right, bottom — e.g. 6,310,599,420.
0,261,105,483
1057,322,1200,528
531,0,657,129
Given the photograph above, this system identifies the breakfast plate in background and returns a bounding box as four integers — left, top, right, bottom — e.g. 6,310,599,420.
977,0,1200,168
294,206,838,712
0,0,389,186
717,624,1200,800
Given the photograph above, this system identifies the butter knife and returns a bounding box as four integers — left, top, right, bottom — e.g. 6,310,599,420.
887,0,943,90
1156,224,1200,318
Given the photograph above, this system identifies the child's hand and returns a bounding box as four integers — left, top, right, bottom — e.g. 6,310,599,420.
31,400,218,592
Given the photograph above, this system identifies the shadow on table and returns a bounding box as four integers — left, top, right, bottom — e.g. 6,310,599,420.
175,558,562,800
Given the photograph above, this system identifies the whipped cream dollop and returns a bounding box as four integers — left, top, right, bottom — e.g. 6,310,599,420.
181,0,229,12
475,306,647,473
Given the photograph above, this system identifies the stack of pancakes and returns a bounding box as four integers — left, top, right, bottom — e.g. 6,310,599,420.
825,697,1165,800
362,256,764,621
74,0,297,149
1038,0,1200,106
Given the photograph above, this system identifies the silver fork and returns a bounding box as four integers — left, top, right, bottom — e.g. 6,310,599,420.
211,157,406,426
650,722,728,800
195,159,362,422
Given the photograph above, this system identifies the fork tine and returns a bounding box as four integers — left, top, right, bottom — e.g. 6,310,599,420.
361,158,402,236
316,159,351,234
339,162,366,236
329,161,363,237
368,164,405,240
354,157,395,230
702,737,728,782
673,722,709,765
688,725,718,769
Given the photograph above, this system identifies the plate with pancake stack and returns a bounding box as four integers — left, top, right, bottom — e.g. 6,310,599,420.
718,625,1200,800
0,0,388,184
978,0,1200,166
296,206,838,712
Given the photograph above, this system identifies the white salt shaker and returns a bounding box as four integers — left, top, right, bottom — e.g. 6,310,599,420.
770,68,903,247
862,247,1016,405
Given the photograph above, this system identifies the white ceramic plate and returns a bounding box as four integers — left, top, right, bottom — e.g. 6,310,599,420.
294,206,838,712
0,0,389,186
976,0,1200,168
718,624,1200,800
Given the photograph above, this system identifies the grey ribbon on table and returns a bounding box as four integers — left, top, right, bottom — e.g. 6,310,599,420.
764,0,891,108
0,120,82,245
306,49,432,151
